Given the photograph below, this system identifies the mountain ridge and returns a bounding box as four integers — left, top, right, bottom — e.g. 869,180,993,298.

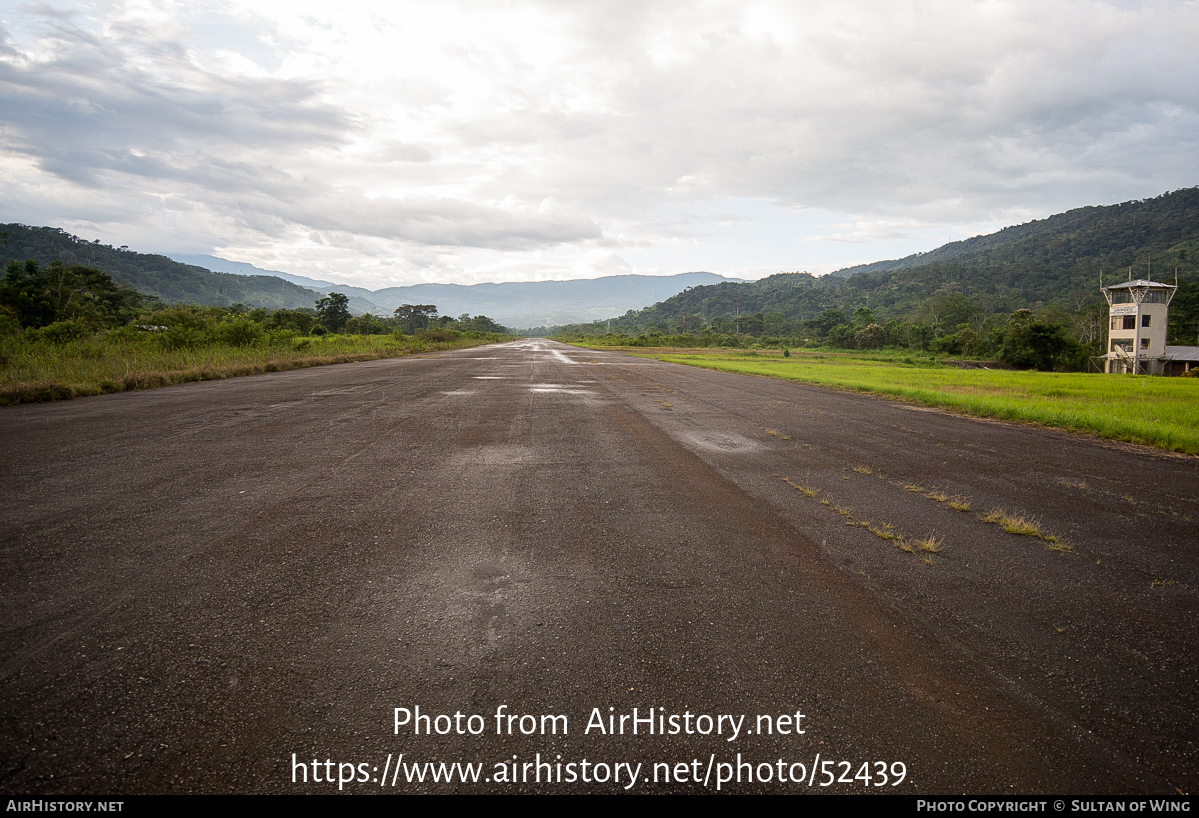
829,188,1199,279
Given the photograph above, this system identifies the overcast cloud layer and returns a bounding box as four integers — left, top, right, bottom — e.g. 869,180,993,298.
2,0,1197,287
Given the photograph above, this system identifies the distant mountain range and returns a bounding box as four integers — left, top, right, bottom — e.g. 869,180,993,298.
169,255,739,328
166,255,388,315
0,226,739,328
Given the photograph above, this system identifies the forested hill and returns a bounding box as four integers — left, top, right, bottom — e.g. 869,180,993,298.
0,225,326,310
832,187,1199,279
556,188,1199,336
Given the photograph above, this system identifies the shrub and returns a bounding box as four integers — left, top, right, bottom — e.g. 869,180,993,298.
345,314,388,335
213,317,264,347
32,320,89,345
854,323,886,350
158,326,204,350
416,329,459,343
269,309,316,334
827,324,857,348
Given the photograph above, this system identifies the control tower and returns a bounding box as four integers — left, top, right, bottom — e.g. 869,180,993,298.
1101,279,1176,374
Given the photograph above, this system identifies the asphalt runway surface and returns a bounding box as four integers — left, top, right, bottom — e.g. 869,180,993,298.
2,339,1197,794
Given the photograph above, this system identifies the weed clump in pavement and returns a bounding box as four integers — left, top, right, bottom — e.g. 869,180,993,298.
777,476,945,564
862,521,896,541
980,508,1073,552
915,535,942,553
782,478,818,497
981,508,1040,535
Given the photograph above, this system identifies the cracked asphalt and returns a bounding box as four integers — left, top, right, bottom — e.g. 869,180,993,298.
1,339,1196,793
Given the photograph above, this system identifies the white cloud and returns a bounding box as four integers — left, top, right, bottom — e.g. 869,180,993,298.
805,220,933,244
1,0,1196,285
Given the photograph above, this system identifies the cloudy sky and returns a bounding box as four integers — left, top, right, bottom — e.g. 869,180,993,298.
2,1,1197,288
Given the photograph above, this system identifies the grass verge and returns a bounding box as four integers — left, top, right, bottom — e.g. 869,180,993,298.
1,333,508,405
619,347,1199,456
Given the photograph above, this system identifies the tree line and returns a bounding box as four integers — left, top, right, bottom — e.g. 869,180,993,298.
308,293,507,335
556,283,1199,372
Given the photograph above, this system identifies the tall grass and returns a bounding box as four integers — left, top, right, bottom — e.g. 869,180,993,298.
0,331,507,404
637,349,1199,455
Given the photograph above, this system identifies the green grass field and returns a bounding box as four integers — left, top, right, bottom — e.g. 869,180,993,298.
617,347,1199,455
0,332,504,405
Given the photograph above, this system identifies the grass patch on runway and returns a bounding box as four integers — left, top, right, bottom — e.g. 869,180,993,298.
0,332,508,405
779,476,941,564
980,508,1072,551
619,347,1199,456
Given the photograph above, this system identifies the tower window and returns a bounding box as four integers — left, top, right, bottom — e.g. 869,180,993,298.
1140,338,1150,350
1123,315,1136,330
1141,315,1151,328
